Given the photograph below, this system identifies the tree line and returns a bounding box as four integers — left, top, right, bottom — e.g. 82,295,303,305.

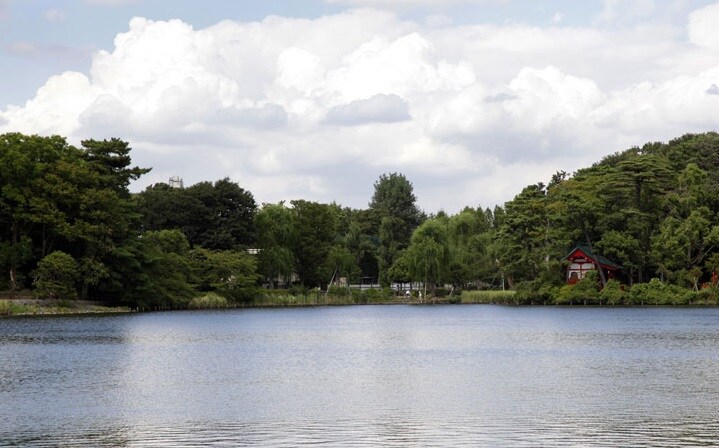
3,131,719,308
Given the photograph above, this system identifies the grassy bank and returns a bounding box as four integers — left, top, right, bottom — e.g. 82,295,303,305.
460,290,517,304
0,298,132,317
161,289,418,311
249,287,415,307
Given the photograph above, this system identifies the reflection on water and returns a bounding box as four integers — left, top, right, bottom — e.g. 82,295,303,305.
7,417,719,447
1,306,719,447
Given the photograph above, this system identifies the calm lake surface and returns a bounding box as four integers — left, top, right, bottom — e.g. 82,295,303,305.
2,305,719,447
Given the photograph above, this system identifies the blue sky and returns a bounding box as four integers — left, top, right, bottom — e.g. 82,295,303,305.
2,0,718,211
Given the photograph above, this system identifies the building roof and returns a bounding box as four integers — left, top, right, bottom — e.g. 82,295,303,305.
564,245,622,270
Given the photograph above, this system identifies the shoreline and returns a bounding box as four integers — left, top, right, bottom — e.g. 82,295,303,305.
4,291,719,317
0,298,133,317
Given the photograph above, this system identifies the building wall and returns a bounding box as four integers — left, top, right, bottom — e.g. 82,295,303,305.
568,261,595,283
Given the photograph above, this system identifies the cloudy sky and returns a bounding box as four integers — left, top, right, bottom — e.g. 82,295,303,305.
1,0,718,212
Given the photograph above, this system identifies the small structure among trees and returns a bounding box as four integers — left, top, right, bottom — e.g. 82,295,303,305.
565,245,621,285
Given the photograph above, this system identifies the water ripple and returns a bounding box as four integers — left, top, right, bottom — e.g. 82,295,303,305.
4,416,719,447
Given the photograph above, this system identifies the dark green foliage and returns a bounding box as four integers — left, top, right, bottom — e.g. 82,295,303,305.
128,230,195,309
0,133,149,300
7,129,719,309
190,248,259,303
555,271,600,305
136,183,202,237
186,178,256,250
627,278,693,306
497,132,719,304
369,173,422,285
290,200,340,288
137,177,256,250
81,138,150,194
33,251,78,300
599,279,626,305
514,280,558,305
342,215,380,283
495,184,553,285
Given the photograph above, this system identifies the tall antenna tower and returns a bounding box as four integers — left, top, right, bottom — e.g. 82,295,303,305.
168,175,184,189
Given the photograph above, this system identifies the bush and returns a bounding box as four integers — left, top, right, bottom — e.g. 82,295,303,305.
553,285,575,305
33,251,78,300
693,287,718,306
628,278,693,305
599,279,626,305
514,280,558,305
552,271,600,305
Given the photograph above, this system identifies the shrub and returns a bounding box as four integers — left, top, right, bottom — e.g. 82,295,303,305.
628,278,692,305
514,280,558,305
553,285,575,305
693,287,718,306
33,251,78,300
599,279,626,305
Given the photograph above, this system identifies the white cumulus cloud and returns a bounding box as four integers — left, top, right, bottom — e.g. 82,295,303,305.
688,1,719,48
2,7,719,212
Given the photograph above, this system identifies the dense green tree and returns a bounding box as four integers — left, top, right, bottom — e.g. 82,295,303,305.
341,211,380,283
369,173,422,285
137,178,256,250
128,230,195,309
495,184,553,286
291,200,340,287
81,138,150,194
136,183,203,236
186,178,256,250
72,140,150,298
0,134,74,290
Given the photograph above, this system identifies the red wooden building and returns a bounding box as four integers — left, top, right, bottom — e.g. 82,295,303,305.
564,245,621,285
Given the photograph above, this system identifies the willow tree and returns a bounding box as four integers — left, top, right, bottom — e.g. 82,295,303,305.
255,202,295,288
405,218,451,297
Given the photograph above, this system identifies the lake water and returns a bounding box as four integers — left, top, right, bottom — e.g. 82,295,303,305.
1,305,719,447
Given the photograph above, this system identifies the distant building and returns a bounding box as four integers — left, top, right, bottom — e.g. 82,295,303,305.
168,175,184,189
564,245,621,285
